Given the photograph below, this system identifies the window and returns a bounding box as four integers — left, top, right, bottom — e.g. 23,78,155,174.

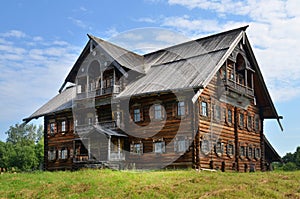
215,141,224,156
48,147,57,161
227,109,233,124
154,104,162,120
88,117,93,125
254,148,261,159
247,115,253,131
239,113,244,128
130,142,143,155
201,140,210,155
50,123,55,135
227,143,234,157
174,137,189,153
214,105,221,120
154,141,165,154
240,146,245,157
134,108,141,122
61,121,66,132
255,115,260,132
201,101,208,117
60,148,68,160
247,146,253,159
177,101,185,116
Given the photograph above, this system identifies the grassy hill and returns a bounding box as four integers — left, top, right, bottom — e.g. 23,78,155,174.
0,169,299,198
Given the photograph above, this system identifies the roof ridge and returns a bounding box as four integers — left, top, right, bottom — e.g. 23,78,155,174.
143,25,249,57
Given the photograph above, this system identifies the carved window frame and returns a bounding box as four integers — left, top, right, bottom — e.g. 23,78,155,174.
215,140,224,157
130,141,143,155
200,100,208,117
247,114,253,132
239,112,245,129
226,106,233,126
227,141,235,158
201,139,210,156
153,139,165,154
174,136,190,153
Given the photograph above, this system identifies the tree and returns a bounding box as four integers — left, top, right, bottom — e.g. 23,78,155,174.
2,123,44,171
281,146,300,170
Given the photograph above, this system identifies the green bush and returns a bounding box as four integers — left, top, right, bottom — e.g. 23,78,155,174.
283,162,298,171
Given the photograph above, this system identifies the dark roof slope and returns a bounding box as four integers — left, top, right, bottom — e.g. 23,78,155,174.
23,86,75,122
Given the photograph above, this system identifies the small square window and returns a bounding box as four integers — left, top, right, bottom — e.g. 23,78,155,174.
201,140,210,155
131,142,143,155
60,148,68,160
177,101,185,116
154,141,165,154
201,101,208,117
48,147,56,161
175,137,189,153
134,109,141,122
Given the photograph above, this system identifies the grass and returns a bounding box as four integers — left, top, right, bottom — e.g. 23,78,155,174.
0,169,300,199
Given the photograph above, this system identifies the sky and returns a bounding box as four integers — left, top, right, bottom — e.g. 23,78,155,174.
0,0,299,156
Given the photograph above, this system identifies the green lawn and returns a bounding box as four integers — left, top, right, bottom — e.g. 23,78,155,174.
0,169,299,199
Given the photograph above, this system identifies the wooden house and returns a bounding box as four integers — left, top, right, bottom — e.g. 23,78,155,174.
24,26,282,171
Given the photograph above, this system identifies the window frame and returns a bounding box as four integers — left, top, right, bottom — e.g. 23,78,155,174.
215,141,224,157
130,141,143,155
174,137,190,153
201,139,210,155
61,121,66,132
50,122,55,136
48,147,57,161
227,142,235,158
154,104,163,120
154,141,165,154
226,108,233,125
201,101,208,117
239,112,244,129
133,108,141,122
177,101,185,117
247,115,253,131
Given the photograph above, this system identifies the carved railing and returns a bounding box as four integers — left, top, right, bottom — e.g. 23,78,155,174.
226,79,254,96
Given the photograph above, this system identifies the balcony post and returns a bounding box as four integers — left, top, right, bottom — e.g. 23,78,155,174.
233,63,236,89
108,135,111,161
118,138,121,160
251,73,254,90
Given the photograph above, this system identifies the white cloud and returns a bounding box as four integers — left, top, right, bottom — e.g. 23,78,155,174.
163,0,300,102
1,30,27,38
68,17,88,29
0,31,80,135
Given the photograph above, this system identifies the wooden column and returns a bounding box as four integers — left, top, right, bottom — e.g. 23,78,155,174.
260,115,265,171
108,136,111,161
118,138,121,160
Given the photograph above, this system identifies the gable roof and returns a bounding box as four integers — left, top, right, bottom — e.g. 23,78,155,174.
24,26,282,131
118,26,246,98
23,86,75,122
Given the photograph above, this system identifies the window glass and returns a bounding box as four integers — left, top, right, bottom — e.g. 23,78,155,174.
154,104,162,119
239,113,244,128
61,121,66,132
134,108,141,122
240,146,245,157
227,144,234,156
61,148,68,160
227,109,232,123
154,141,165,153
214,105,221,120
201,101,208,116
48,147,56,161
178,101,185,116
201,140,210,155
50,123,55,135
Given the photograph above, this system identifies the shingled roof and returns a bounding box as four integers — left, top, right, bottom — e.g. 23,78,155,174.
24,26,282,128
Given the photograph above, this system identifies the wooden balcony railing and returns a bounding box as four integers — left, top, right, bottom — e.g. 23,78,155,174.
226,79,254,96
76,85,121,100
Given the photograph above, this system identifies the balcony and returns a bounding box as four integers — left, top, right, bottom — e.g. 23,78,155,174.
76,85,121,100
226,79,254,97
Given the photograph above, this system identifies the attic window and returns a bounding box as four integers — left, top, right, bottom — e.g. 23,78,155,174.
154,104,162,120
177,101,185,116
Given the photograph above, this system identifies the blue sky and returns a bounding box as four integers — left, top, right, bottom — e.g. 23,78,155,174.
0,0,299,156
